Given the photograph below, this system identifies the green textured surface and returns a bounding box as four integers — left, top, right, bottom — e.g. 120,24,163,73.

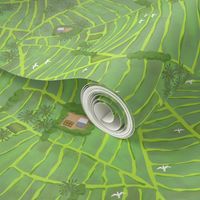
0,0,199,199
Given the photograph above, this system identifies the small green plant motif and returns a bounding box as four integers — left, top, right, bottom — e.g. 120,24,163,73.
162,61,189,97
162,63,177,81
59,179,86,200
36,105,54,119
0,128,11,142
34,118,55,133
0,41,18,63
19,105,55,124
18,109,35,123
0,49,18,62
18,105,55,141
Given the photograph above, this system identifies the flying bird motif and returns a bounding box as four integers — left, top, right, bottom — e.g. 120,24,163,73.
139,19,145,24
82,68,88,73
111,192,124,199
174,128,184,134
45,59,51,64
32,63,39,70
185,80,193,85
157,165,171,172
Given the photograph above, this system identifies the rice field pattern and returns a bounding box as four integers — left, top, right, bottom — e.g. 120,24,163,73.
0,0,199,199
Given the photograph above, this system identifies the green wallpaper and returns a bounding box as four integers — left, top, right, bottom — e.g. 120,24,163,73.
0,0,199,199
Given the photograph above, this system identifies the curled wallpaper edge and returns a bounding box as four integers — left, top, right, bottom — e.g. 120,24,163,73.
0,1,199,139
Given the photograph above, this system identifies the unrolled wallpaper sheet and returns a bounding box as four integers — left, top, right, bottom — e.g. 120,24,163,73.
0,0,199,199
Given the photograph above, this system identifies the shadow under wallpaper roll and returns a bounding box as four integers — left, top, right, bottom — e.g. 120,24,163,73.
0,0,199,199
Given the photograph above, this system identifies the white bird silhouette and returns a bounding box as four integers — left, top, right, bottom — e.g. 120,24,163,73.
82,68,88,73
139,19,145,24
157,165,171,172
115,90,120,93
185,80,193,85
174,128,184,134
151,13,157,18
32,63,39,70
111,192,124,199
45,59,51,64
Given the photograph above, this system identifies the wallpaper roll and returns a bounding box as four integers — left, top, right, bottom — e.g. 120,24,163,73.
0,0,199,199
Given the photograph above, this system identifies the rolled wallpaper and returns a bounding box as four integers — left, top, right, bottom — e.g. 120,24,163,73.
0,0,199,199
